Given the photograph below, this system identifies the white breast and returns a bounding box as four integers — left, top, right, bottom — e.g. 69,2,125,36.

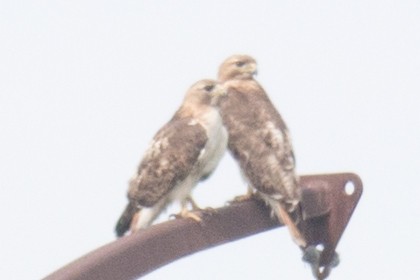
197,108,228,176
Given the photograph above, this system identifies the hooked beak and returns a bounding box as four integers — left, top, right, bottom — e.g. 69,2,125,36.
247,62,258,76
211,84,227,97
210,84,227,106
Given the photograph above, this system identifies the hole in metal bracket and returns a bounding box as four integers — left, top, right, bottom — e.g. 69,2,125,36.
316,243,325,252
344,181,355,195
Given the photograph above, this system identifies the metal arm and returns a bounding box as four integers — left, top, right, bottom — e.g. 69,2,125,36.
43,173,362,280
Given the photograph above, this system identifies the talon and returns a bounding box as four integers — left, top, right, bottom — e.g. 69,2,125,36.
180,210,202,222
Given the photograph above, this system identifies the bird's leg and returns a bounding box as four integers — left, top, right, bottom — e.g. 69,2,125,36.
186,195,200,211
229,185,255,203
186,195,217,215
274,203,307,248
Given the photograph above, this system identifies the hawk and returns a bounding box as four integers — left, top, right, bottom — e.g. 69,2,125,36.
115,79,228,237
218,55,306,248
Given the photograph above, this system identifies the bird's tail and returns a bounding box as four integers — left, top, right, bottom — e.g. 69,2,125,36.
115,202,139,237
274,203,307,248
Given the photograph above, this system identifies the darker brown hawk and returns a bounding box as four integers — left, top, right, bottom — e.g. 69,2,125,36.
218,54,306,248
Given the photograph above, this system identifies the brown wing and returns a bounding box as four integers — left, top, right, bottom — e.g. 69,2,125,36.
219,80,299,207
128,117,208,207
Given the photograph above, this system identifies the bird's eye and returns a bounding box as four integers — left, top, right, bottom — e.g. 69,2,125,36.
235,61,245,67
204,85,214,92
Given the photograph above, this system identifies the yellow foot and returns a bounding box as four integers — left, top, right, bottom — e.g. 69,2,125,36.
181,210,202,222
171,210,202,223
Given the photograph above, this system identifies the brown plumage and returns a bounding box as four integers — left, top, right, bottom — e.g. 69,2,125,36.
218,55,306,248
115,79,227,237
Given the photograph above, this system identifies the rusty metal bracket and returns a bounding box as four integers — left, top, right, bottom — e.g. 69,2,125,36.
299,173,363,279
43,173,362,280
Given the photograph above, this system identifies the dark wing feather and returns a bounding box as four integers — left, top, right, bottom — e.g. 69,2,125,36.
115,202,138,237
128,117,208,207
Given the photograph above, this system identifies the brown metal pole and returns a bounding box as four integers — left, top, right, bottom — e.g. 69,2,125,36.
43,173,362,280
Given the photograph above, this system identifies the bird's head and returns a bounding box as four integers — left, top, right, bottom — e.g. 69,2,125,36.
218,54,258,82
184,79,226,106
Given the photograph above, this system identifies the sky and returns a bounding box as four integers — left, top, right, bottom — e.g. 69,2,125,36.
1,1,419,279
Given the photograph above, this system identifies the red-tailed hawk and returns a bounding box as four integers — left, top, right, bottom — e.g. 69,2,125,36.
218,55,306,248
115,79,228,237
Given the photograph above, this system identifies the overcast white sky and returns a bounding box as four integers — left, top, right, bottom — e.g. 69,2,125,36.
1,1,419,279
